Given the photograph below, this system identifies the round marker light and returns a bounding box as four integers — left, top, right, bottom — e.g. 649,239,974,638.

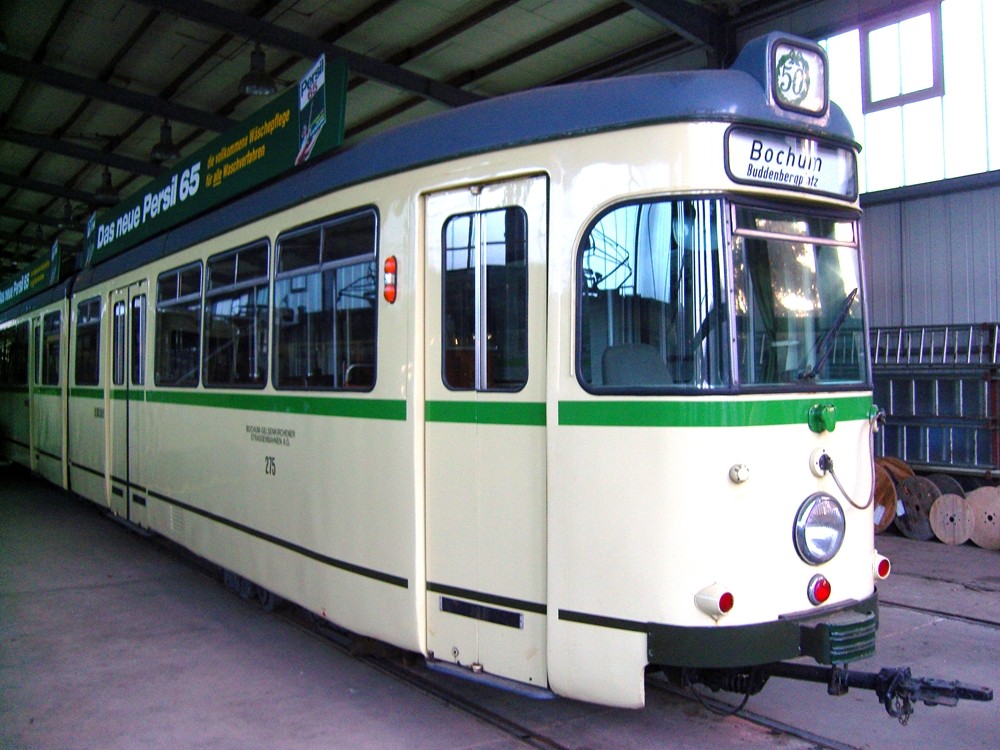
694,583,734,620
807,575,832,605
794,492,845,565
874,554,891,580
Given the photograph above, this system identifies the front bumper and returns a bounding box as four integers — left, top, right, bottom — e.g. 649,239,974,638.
647,591,879,668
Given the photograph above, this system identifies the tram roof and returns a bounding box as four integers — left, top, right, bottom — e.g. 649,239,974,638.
70,33,854,295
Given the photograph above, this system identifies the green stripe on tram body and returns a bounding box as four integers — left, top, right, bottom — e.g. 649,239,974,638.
557,395,872,428
64,387,871,428
69,387,103,399
141,389,405,421
426,400,546,426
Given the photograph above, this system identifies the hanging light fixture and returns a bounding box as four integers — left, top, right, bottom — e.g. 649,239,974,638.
151,119,181,161
93,166,118,207
239,42,278,96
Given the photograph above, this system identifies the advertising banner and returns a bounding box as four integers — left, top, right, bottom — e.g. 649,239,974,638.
83,55,347,268
0,241,60,312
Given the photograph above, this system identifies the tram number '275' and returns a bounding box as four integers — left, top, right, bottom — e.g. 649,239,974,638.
265,456,277,476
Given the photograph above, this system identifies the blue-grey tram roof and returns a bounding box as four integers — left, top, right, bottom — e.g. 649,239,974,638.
70,33,856,295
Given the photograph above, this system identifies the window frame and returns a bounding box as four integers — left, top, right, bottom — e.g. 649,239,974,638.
272,207,379,392
154,261,203,388
729,198,869,392
575,195,732,395
860,1,944,114
40,310,62,386
440,206,530,393
0,322,29,386
74,296,102,387
203,240,271,390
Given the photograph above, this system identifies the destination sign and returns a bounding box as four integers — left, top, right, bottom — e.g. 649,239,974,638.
725,127,857,200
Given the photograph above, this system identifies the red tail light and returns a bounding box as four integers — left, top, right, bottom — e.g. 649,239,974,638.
807,575,832,605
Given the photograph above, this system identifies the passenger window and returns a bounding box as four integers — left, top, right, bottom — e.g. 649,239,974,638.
204,242,270,388
155,263,202,387
0,322,29,386
41,311,61,386
74,297,101,386
113,301,126,386
131,294,146,385
274,210,377,390
441,207,528,391
577,198,730,391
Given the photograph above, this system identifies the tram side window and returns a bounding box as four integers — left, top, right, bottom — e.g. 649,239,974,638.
204,241,269,388
442,207,528,391
0,323,29,386
40,311,62,386
155,263,202,387
132,295,146,385
74,297,101,386
577,198,730,391
274,210,377,390
113,301,127,386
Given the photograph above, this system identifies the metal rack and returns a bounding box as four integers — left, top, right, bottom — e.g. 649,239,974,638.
870,324,1000,478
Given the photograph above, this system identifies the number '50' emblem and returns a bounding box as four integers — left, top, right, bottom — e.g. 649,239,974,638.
775,49,811,106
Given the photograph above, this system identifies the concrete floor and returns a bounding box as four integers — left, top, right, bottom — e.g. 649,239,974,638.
2,468,997,749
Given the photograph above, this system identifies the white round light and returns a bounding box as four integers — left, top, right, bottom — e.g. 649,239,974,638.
794,492,845,565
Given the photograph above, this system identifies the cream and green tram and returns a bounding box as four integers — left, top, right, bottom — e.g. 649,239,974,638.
3,34,886,709
1,281,70,487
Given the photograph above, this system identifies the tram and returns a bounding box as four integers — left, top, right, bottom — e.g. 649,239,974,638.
2,33,988,715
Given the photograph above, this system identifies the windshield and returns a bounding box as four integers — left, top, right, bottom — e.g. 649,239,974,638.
733,206,867,387
577,198,730,391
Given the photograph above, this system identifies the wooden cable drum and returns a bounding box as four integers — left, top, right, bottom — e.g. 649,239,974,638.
873,464,897,534
926,473,965,498
893,475,940,541
965,486,1000,550
875,456,915,484
929,493,973,545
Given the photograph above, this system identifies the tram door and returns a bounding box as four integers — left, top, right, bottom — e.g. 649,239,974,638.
108,282,147,526
30,309,64,486
424,175,549,688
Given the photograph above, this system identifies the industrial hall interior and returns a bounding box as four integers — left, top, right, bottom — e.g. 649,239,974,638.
1,2,998,750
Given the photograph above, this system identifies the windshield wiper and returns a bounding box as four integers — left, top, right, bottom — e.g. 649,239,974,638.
800,287,859,380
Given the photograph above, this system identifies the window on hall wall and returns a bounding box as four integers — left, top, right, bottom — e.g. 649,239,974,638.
822,0,999,192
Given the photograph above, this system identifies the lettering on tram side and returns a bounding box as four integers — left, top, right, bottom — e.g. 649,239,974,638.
245,424,296,447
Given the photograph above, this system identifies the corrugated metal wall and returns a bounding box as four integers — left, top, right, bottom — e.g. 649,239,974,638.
862,183,1000,327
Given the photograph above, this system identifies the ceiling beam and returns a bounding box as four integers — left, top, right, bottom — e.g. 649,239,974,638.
132,0,485,108
0,206,83,231
0,52,235,132
0,128,165,178
0,230,52,249
0,170,104,205
624,0,726,54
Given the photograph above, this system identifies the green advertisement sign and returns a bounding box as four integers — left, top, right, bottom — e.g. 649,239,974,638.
0,241,61,312
83,55,347,268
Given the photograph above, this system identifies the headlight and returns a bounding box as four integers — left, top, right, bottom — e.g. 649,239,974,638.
794,492,845,565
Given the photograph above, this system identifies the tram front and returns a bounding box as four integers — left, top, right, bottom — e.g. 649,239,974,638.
547,35,882,708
